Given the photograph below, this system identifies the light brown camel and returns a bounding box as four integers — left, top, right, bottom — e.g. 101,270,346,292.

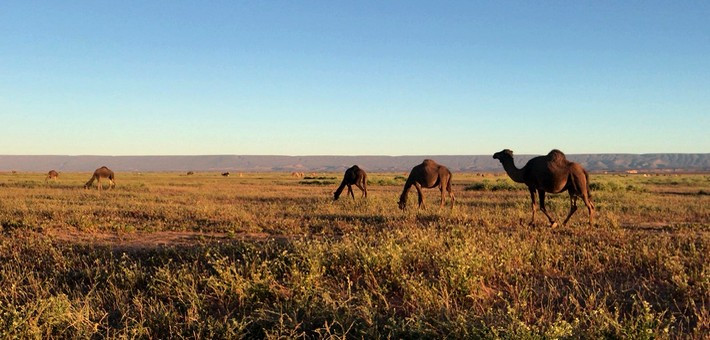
84,166,115,191
398,159,455,209
46,170,59,182
334,165,367,200
493,149,594,227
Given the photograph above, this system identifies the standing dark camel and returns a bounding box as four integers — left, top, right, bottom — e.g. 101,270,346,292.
493,149,594,227
84,166,116,191
222,172,230,177
46,170,59,182
398,159,455,209
334,165,368,200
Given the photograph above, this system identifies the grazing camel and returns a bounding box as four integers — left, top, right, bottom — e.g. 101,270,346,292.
84,166,115,191
493,149,594,227
46,170,59,182
398,159,455,209
222,172,230,177
187,171,194,175
334,165,368,200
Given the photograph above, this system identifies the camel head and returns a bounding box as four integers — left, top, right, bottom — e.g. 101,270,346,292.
398,198,406,210
493,149,514,162
333,191,341,201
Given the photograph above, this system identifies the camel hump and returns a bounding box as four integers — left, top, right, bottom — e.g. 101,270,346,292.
422,159,437,165
547,149,567,164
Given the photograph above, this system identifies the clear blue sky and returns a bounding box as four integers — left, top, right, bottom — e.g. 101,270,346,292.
1,1,708,155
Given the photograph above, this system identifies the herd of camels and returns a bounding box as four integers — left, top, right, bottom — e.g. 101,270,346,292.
46,149,595,227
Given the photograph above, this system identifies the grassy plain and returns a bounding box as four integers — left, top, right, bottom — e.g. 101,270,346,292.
0,171,708,338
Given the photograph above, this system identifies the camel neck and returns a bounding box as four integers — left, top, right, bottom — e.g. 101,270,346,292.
399,180,413,203
501,158,525,183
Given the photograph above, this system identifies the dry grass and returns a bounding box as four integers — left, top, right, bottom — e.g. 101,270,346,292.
0,171,708,338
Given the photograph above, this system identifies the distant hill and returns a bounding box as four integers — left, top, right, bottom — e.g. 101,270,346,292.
1,154,708,173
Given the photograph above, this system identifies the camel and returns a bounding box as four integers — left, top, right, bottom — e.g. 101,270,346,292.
84,166,115,191
493,149,594,227
398,159,455,209
222,172,230,177
46,170,59,182
334,165,368,200
187,171,194,175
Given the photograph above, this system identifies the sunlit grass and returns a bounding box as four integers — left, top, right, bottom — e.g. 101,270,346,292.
0,171,707,337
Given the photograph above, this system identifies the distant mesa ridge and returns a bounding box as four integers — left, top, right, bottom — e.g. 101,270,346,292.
0,154,708,172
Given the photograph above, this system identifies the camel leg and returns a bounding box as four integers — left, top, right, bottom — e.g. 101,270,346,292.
363,178,367,198
581,193,594,226
562,193,578,226
414,183,425,209
528,188,537,226
355,181,366,198
440,184,446,208
538,189,557,228
347,185,354,200
110,179,115,189
97,177,102,192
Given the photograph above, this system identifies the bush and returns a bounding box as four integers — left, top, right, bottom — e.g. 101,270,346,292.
370,176,407,186
464,179,521,191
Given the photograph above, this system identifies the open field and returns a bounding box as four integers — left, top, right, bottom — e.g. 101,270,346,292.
0,171,708,338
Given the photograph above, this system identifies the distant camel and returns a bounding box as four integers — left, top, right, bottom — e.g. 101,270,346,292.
334,165,367,200
46,170,59,182
291,172,305,178
398,159,455,209
187,171,194,175
493,149,594,227
84,166,115,191
222,172,230,177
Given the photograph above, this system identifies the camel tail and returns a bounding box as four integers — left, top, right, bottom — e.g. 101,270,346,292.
446,173,452,193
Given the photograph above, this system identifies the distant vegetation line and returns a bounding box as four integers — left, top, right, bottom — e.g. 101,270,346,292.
0,153,708,172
